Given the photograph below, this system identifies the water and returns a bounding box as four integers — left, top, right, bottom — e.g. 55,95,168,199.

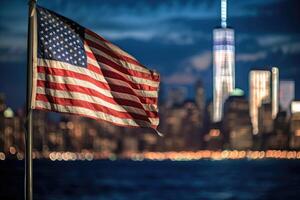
1,160,300,200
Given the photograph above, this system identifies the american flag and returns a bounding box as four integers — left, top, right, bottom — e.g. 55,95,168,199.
31,6,160,129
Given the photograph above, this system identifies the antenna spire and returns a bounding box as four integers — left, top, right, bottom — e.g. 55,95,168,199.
221,0,227,28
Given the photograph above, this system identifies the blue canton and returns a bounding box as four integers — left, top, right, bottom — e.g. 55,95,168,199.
37,6,87,68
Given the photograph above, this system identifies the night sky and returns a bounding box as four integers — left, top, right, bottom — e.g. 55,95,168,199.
0,0,300,109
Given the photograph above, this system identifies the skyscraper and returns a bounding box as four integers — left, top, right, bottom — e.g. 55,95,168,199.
213,0,235,122
249,70,271,135
272,67,279,119
280,80,295,113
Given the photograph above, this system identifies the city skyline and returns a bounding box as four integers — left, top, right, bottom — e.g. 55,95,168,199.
0,0,300,109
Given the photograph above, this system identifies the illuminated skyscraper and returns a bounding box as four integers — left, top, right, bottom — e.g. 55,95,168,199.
213,0,235,122
272,67,279,119
279,80,295,113
249,70,271,135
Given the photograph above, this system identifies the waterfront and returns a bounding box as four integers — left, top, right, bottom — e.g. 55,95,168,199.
1,160,300,200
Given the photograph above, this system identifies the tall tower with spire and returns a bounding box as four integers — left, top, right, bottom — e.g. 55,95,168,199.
212,0,235,122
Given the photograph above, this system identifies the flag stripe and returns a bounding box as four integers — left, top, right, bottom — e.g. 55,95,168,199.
36,80,158,112
36,81,158,116
85,29,138,61
36,87,159,122
35,93,159,124
37,69,157,106
84,37,157,77
35,100,157,128
88,63,158,91
86,59,158,89
36,87,147,115
86,51,159,84
38,58,158,92
85,45,159,81
37,65,158,101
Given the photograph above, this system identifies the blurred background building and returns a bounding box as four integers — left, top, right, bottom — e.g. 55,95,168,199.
279,80,295,115
290,101,300,149
249,70,271,135
223,89,253,150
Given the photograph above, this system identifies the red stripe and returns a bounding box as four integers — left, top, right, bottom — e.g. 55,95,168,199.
86,51,159,82
85,29,111,44
36,93,152,122
36,80,158,118
35,106,157,129
37,66,158,105
87,63,157,91
85,38,153,73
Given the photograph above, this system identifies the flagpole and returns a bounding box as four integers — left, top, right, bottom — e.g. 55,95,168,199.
25,1,36,200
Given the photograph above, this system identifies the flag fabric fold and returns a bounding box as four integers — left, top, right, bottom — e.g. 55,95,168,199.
31,6,160,129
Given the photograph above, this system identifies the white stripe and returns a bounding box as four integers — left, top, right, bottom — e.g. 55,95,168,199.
37,59,158,98
86,56,159,88
37,72,158,112
35,100,155,127
36,86,159,125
